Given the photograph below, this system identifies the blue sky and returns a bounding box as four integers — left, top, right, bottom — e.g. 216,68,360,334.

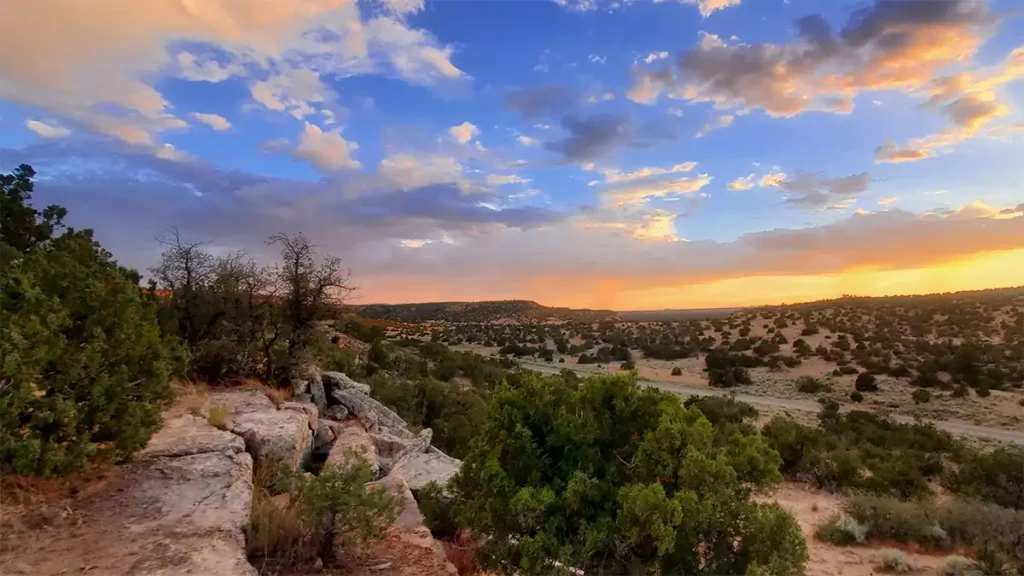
1,0,1023,308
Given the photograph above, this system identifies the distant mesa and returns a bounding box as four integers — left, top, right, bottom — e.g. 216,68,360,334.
350,299,738,323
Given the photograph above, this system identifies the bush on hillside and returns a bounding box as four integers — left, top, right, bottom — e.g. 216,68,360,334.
247,462,399,568
855,373,878,392
452,373,806,575
943,447,1024,510
1,165,178,477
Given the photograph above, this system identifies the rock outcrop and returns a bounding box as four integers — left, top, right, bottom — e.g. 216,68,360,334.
231,407,312,468
327,421,381,478
0,414,256,576
389,448,461,491
343,475,458,576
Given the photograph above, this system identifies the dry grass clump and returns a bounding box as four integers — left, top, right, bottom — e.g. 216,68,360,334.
207,405,232,429
171,380,209,416
878,548,916,573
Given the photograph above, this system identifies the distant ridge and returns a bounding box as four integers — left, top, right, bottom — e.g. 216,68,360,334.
352,299,618,323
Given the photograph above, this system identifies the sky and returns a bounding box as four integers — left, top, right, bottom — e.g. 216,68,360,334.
1,0,1023,310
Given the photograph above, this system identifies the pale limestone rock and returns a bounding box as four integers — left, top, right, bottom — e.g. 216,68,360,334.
325,422,379,478
321,371,372,395
209,388,274,416
281,401,318,430
231,409,312,468
389,449,461,491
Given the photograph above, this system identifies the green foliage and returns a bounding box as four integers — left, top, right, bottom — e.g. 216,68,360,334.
815,514,867,545
943,447,1024,510
671,366,683,376
247,462,399,568
842,494,1024,568
879,548,916,573
850,391,865,402
855,372,879,392
939,556,984,576
763,411,955,498
912,388,932,404
796,376,831,394
1,166,176,477
417,482,460,540
452,372,804,575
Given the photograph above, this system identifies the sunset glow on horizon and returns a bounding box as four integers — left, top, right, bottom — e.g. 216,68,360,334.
1,0,1021,303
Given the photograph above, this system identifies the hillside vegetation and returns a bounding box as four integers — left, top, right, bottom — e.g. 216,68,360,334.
353,299,617,324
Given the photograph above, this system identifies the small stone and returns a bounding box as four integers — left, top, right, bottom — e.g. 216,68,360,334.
313,420,336,450
370,562,392,571
294,393,313,404
310,375,327,411
290,378,309,396
325,405,349,420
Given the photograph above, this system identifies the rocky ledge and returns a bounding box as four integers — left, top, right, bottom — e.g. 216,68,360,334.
1,371,461,576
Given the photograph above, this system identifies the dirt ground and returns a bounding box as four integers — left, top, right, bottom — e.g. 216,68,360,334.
765,483,950,576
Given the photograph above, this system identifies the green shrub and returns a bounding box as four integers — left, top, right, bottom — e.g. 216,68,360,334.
453,372,805,575
1,166,177,477
850,391,865,402
815,514,867,545
855,373,878,392
842,494,1024,563
912,389,932,404
417,481,460,540
247,462,399,568
944,447,1024,509
878,549,916,573
796,377,830,394
671,366,683,376
938,556,983,576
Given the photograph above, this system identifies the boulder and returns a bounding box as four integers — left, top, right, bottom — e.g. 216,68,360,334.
231,409,312,468
390,449,461,491
310,374,328,411
370,429,433,475
325,404,350,421
290,377,310,396
331,389,413,439
140,413,245,459
313,419,336,451
209,388,275,416
281,401,318,430
3,415,257,576
325,422,380,478
321,371,372,395
341,475,457,575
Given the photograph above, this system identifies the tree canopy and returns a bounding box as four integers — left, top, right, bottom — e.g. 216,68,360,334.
451,372,806,575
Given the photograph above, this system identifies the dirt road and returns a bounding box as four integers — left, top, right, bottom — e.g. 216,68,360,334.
519,360,1024,445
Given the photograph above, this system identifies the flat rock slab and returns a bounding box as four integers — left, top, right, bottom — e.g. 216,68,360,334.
326,421,380,478
209,388,275,416
231,409,312,469
389,450,461,492
0,415,256,576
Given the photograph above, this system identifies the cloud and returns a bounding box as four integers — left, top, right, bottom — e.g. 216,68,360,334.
400,238,430,248
11,140,1024,308
585,92,616,105
586,162,697,185
250,67,334,120
290,122,361,172
600,174,713,207
505,85,579,119
680,0,741,18
517,135,536,146
154,143,192,162
758,171,787,188
667,107,684,117
695,114,734,138
191,113,232,131
543,114,674,162
627,1,1017,157
0,0,464,149
874,143,931,164
643,51,669,64
588,54,607,65
380,0,425,16
448,122,480,144
378,152,469,192
765,171,871,210
486,174,531,186
25,120,71,139
727,174,755,191
878,197,898,206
